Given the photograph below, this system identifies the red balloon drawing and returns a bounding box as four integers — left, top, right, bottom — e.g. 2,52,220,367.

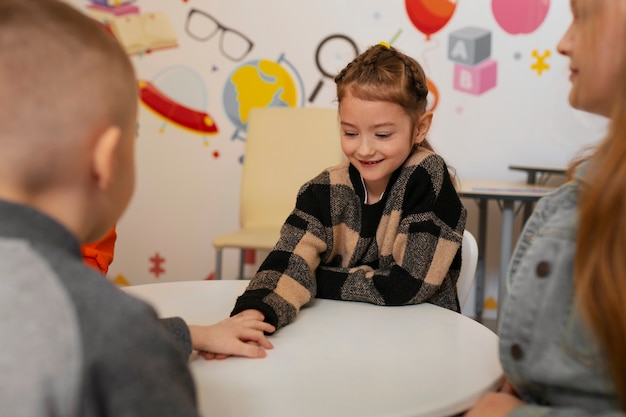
405,0,458,40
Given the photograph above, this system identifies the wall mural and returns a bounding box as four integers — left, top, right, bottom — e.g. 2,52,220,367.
69,0,597,318
491,0,550,35
224,54,303,143
139,67,219,144
405,0,457,40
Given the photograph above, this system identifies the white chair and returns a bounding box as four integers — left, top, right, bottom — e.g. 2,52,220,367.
212,106,345,279
457,230,479,309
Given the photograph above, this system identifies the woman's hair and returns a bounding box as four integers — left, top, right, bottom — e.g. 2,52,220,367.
574,8,626,409
334,43,434,152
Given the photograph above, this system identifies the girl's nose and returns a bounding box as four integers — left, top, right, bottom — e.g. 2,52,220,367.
357,137,375,156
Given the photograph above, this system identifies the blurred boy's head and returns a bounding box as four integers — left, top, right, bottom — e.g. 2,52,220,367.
0,0,137,243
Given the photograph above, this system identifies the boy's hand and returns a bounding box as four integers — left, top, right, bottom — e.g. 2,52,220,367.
188,310,274,360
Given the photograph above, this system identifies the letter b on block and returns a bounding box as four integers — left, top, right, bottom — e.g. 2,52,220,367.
453,59,498,95
448,26,497,95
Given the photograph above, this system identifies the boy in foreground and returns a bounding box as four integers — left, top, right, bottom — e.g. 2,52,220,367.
0,1,272,416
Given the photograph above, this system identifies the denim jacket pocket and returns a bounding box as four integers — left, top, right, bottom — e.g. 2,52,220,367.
560,299,603,369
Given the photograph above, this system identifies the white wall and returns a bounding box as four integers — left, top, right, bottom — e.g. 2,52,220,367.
68,0,608,317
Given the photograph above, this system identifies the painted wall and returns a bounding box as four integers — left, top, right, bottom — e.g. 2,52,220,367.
67,0,608,317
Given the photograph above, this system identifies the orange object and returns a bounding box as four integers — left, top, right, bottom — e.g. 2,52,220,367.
426,77,439,112
82,226,117,274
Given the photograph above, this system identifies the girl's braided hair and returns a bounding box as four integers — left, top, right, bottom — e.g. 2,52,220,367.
334,43,433,151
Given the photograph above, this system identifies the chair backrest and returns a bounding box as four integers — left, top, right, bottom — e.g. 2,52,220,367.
457,230,478,309
240,107,345,228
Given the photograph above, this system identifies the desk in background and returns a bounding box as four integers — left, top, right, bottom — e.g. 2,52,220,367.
508,164,567,185
509,165,567,221
124,280,503,417
458,180,555,322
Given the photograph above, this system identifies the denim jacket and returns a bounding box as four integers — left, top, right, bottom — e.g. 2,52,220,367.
498,165,624,417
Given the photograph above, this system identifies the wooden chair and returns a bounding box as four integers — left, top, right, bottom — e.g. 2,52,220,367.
212,106,344,279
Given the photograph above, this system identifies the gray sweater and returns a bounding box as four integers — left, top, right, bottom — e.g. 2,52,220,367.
0,200,199,417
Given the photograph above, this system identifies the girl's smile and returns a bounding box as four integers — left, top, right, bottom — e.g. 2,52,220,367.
359,159,384,166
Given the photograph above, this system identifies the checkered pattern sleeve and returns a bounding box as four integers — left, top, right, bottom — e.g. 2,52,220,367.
230,171,334,329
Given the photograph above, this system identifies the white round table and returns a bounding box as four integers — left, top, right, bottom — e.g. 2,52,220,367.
123,280,502,417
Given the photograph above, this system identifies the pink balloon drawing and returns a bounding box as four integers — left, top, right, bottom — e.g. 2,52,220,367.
492,0,550,35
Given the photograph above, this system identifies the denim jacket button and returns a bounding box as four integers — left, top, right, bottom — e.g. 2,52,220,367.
511,343,524,360
536,261,551,278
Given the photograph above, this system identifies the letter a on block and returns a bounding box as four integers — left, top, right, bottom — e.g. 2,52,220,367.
451,40,468,61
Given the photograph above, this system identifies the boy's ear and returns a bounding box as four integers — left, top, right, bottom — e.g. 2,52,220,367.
414,111,433,145
92,126,121,190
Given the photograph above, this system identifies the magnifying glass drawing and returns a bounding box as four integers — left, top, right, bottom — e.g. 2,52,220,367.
309,34,359,103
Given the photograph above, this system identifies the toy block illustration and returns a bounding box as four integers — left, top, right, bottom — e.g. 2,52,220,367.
448,26,492,66
453,58,498,95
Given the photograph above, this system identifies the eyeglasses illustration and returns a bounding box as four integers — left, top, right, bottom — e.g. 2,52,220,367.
185,9,254,62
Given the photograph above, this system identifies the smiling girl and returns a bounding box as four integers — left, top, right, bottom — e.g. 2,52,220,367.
230,43,466,331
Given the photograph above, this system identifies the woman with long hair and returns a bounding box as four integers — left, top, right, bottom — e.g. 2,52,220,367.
465,1,626,415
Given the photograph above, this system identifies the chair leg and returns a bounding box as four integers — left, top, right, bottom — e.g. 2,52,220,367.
238,249,245,279
215,249,222,280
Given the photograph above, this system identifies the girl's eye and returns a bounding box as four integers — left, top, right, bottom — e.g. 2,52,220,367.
376,133,392,139
343,131,358,137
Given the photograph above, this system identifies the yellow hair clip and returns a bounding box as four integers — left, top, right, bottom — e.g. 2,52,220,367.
378,41,391,49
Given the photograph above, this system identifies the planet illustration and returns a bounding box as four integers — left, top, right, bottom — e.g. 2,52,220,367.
223,55,303,140
139,66,218,136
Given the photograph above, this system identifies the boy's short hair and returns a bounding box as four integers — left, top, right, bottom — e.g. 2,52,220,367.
0,0,137,191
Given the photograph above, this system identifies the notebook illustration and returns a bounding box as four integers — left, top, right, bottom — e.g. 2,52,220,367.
86,3,140,19
108,11,178,55
90,0,135,7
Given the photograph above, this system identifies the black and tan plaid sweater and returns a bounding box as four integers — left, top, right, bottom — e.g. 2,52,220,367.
231,148,467,330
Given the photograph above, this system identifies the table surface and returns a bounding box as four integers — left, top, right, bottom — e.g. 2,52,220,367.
123,280,503,417
458,179,555,200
